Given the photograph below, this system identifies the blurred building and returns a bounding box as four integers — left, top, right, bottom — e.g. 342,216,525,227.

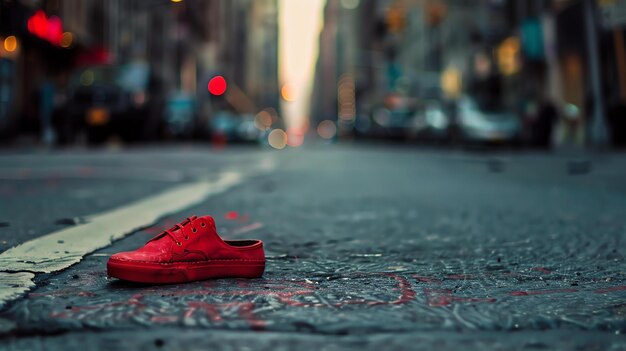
217,0,279,113
311,0,626,148
311,0,380,135
0,0,280,143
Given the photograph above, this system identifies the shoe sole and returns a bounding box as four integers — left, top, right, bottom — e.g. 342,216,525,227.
107,258,265,284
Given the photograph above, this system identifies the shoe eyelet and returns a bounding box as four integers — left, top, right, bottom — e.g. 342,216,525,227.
192,228,197,233
185,236,189,240
201,222,205,227
176,242,182,246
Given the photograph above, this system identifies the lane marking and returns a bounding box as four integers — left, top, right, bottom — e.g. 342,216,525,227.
0,157,275,308
0,172,241,273
0,272,35,309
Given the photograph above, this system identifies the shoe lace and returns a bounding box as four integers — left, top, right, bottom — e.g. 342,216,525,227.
150,216,197,245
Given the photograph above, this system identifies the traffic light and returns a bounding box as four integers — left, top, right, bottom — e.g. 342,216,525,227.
208,76,227,96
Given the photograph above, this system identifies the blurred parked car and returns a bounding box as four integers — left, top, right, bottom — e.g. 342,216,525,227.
406,100,452,143
53,63,162,144
457,96,521,145
357,100,453,143
210,111,262,143
355,93,416,140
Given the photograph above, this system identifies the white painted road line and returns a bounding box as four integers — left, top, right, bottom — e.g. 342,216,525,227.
0,161,274,308
0,171,242,273
0,272,35,309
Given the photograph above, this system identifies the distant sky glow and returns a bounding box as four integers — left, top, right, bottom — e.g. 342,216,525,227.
279,0,326,136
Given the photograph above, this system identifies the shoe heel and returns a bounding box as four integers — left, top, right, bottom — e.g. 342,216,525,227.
244,264,265,278
227,264,265,278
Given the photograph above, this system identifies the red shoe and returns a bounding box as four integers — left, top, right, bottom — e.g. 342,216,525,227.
107,215,265,283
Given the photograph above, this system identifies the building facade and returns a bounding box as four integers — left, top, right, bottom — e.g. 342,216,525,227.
0,0,281,142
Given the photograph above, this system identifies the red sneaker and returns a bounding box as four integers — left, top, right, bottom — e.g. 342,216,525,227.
107,215,265,283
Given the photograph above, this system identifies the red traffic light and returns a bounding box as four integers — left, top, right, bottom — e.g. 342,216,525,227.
208,76,227,96
27,10,64,46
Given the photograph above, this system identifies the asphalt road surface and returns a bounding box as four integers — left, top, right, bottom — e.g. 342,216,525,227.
0,144,625,350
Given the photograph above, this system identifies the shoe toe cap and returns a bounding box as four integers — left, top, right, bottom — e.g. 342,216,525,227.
109,251,136,262
109,251,154,262
109,249,170,263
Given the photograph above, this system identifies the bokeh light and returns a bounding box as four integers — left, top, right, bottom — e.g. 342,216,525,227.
340,0,360,10
268,129,288,149
3,36,17,52
281,83,296,102
60,32,73,48
441,67,461,99
317,120,337,139
224,211,239,220
497,36,521,76
27,10,48,39
287,128,304,147
254,110,273,130
208,76,227,96
80,70,94,86
46,16,63,45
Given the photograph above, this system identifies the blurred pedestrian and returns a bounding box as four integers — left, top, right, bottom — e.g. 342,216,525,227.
39,80,55,146
534,98,557,150
607,99,626,147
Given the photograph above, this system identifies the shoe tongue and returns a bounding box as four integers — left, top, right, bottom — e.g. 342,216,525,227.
206,216,216,232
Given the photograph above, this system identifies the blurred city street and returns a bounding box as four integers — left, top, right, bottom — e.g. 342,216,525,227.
2,0,626,349
0,144,625,350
